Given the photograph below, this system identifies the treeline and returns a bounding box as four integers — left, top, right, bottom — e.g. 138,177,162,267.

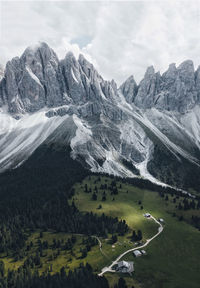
158,191,200,229
176,198,200,211
92,172,189,197
131,230,143,242
158,191,200,210
14,235,98,263
0,145,128,254
85,178,121,202
0,195,128,253
0,261,131,288
0,263,110,288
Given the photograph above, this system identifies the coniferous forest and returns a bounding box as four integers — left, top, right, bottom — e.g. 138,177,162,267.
0,144,129,287
0,144,199,287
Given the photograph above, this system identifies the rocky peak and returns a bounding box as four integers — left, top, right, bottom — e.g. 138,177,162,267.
119,75,138,103
177,60,195,88
60,52,87,104
78,54,103,83
78,54,93,78
177,59,194,72
1,42,65,114
162,63,177,79
21,42,58,67
134,66,161,109
144,65,155,78
64,52,78,68
110,79,117,93
118,59,199,113
133,59,198,112
1,42,200,116
61,51,118,109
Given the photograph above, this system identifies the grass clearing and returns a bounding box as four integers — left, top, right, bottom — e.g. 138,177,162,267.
73,175,200,288
1,175,200,288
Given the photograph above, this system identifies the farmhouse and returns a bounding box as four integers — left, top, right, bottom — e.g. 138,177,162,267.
133,250,142,257
116,261,134,273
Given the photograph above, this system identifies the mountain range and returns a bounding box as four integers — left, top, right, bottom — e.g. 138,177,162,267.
0,42,200,192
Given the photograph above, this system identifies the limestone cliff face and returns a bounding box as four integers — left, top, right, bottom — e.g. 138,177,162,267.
119,75,138,104
0,43,119,119
0,43,64,113
123,59,199,113
1,43,200,115
1,43,200,190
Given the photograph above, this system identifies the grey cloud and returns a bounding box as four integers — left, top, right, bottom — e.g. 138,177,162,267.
1,1,200,85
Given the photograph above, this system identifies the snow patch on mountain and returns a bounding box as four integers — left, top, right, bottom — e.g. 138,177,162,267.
134,110,199,165
71,114,92,148
26,65,43,88
0,111,68,172
71,68,79,84
0,107,17,134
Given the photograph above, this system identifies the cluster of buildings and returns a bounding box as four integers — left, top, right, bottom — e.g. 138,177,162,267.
114,214,164,274
115,249,147,274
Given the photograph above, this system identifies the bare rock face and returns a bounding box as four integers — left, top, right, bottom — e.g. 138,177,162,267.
0,42,121,117
21,42,64,109
134,66,162,109
119,75,138,103
1,43,200,190
60,52,121,119
121,59,198,113
159,60,197,113
0,43,64,114
0,43,200,117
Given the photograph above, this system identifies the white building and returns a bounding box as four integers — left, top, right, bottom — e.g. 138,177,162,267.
116,261,134,273
144,213,151,218
133,250,142,257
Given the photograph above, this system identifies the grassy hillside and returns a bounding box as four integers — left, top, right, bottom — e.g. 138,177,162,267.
0,174,200,288
72,175,200,288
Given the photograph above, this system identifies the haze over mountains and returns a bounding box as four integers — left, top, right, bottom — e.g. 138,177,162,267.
0,42,200,191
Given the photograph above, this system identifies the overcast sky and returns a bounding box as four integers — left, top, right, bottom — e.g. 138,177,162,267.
1,0,200,85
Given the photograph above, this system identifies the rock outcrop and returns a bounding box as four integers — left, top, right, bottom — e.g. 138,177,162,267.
119,75,138,103
122,59,199,113
1,43,200,190
0,43,65,113
0,43,119,118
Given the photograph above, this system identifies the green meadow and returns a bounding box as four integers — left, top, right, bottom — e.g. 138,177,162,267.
73,176,200,288
1,175,200,288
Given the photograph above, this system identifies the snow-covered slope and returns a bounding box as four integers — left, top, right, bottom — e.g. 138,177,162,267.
0,109,69,171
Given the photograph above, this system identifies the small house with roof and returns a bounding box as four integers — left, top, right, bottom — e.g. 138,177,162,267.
133,250,142,257
116,260,134,273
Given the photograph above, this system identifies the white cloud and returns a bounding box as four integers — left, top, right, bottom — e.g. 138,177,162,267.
1,1,200,85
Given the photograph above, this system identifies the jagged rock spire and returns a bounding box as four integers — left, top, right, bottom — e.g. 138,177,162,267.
0,42,200,115
119,75,138,103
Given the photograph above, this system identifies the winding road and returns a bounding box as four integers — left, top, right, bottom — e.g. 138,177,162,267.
98,215,164,276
